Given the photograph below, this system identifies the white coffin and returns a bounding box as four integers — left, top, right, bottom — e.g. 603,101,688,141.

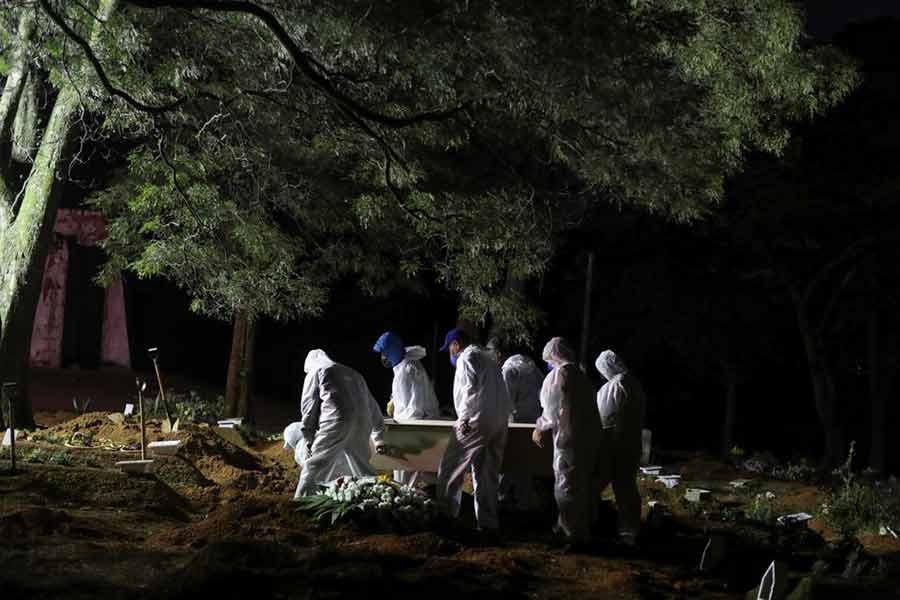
370,419,554,476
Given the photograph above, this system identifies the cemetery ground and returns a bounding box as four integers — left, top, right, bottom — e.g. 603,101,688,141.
1,405,899,599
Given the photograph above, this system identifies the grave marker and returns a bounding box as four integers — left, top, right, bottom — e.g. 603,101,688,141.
685,487,710,502
699,536,726,572
757,560,787,600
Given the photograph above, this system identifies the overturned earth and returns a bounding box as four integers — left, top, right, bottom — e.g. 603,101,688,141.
1,411,898,600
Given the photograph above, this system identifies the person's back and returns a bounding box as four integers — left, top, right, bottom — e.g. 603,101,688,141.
393,346,439,420
594,349,644,543
596,354,646,463
297,350,384,497
454,345,509,432
556,363,601,454
438,329,511,531
535,337,601,545
502,354,543,423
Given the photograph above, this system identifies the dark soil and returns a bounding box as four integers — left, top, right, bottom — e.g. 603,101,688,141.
0,412,897,599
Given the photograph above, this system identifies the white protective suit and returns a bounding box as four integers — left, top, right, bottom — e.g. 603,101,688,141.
392,346,440,420
283,421,308,467
436,344,511,530
536,337,602,542
502,354,543,423
497,354,543,510
391,346,440,486
594,349,646,539
295,350,386,498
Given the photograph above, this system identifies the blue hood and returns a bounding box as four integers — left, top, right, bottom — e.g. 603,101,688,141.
374,331,405,368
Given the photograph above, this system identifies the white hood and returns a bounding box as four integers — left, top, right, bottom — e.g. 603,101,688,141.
503,354,537,371
304,349,334,374
595,349,628,381
404,345,427,361
542,337,576,367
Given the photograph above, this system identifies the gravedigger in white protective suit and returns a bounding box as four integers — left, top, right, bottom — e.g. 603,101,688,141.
294,349,386,499
373,331,440,486
436,328,511,530
487,337,543,510
594,349,646,544
532,337,602,545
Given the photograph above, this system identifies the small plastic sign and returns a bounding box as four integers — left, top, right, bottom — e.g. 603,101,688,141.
124,403,134,415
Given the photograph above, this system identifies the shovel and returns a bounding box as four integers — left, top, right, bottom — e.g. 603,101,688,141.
148,347,179,433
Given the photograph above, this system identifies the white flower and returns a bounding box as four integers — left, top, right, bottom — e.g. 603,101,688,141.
765,491,776,500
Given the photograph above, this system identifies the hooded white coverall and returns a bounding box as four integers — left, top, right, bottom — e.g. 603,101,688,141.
497,354,543,509
391,346,440,486
391,346,440,420
536,337,602,542
295,350,385,498
502,354,543,423
436,345,511,530
594,349,646,539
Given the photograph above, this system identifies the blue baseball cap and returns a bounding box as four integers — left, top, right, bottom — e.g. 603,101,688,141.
439,327,465,352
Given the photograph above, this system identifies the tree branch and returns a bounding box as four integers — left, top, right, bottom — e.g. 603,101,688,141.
38,0,186,114
123,0,470,128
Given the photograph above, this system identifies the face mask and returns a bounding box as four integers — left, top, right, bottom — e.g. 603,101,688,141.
546,361,555,371
450,354,459,368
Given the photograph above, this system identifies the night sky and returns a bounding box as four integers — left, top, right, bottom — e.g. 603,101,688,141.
804,0,900,39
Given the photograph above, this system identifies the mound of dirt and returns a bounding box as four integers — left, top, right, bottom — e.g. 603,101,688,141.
148,494,311,549
20,463,192,521
160,539,306,599
0,507,72,539
37,411,183,448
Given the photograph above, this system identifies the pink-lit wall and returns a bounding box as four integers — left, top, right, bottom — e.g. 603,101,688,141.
29,209,131,369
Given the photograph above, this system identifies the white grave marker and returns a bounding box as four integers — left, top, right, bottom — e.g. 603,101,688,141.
640,465,663,476
1,428,18,446
700,536,726,572
657,475,681,488
757,560,787,600
124,403,134,416
776,512,813,527
685,488,711,503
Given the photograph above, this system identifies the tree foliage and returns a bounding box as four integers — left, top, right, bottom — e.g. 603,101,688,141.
0,0,859,344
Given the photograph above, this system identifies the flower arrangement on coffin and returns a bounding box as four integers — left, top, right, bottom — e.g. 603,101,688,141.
296,474,437,528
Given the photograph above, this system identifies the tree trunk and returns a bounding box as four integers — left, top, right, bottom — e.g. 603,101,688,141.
0,0,120,428
793,297,842,468
721,364,738,459
237,315,256,421
0,11,36,230
225,310,256,420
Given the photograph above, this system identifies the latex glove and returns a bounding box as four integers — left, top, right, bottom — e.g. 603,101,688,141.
386,399,395,417
532,428,544,448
